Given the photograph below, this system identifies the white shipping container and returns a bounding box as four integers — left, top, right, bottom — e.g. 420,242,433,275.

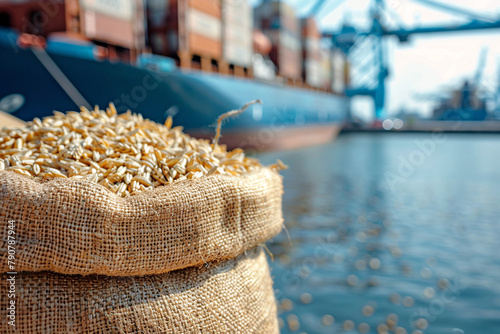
222,0,253,67
222,0,253,66
305,59,322,88
223,28,252,66
84,11,96,37
80,0,134,21
305,37,320,53
222,0,252,27
279,30,301,52
305,37,320,60
224,25,252,45
331,50,345,94
224,10,252,27
224,44,253,66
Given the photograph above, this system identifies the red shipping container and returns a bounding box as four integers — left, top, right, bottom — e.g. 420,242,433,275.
0,0,66,36
149,0,221,60
78,0,146,51
265,29,301,80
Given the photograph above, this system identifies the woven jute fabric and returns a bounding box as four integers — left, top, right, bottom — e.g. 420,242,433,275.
0,247,279,334
0,168,282,276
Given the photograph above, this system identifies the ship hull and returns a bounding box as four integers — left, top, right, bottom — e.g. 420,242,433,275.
192,124,341,151
0,29,350,150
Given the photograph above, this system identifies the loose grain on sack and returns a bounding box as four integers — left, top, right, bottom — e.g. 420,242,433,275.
0,103,286,197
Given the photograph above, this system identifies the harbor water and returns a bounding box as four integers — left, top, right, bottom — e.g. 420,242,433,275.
257,133,500,334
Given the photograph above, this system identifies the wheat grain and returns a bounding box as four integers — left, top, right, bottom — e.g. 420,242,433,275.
0,103,283,196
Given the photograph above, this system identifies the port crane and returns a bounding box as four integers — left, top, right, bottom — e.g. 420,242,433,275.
310,0,500,120
414,48,488,103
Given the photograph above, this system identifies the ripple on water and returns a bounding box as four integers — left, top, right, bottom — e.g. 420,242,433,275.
260,134,500,334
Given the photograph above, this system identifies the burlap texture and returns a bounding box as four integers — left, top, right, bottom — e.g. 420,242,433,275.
0,168,282,276
0,247,279,333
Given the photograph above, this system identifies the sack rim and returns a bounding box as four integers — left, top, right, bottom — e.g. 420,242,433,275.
0,168,283,276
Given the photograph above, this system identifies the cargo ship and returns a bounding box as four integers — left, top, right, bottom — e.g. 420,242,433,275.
0,0,350,150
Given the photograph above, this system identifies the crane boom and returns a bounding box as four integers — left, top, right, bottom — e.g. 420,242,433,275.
327,20,500,41
409,0,497,23
384,20,500,41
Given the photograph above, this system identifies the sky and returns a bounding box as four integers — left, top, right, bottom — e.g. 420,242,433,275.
250,0,500,121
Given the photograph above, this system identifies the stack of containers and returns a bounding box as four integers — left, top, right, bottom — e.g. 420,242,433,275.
300,17,322,88
68,0,146,59
331,48,346,94
146,0,222,71
254,0,302,82
221,0,253,76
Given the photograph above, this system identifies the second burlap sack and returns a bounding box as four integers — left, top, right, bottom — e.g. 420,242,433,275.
0,248,279,333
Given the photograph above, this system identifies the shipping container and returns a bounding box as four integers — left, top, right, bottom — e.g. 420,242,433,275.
263,28,301,80
254,0,302,81
331,48,346,94
222,0,253,68
300,17,322,88
254,1,299,33
304,59,322,88
146,0,222,69
0,0,66,36
76,0,146,51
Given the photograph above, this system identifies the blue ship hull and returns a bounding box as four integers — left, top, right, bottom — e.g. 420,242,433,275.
0,29,350,150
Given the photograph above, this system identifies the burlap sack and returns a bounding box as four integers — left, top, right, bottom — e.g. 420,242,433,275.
0,247,279,334
0,168,282,276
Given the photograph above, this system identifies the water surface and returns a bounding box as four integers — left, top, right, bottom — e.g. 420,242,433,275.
257,133,500,334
